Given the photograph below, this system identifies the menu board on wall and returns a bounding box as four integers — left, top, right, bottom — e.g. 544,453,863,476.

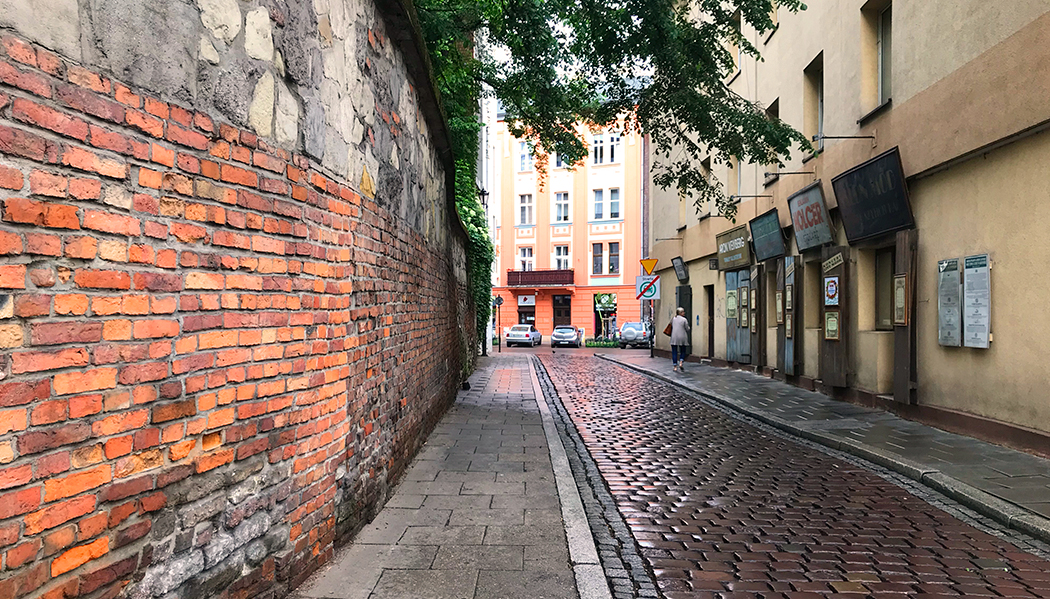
963,254,990,349
937,259,962,347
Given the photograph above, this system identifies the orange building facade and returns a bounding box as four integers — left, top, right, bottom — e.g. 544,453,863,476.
490,119,644,339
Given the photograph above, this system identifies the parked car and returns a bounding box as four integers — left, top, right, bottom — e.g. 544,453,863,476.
550,325,582,348
506,324,542,347
618,322,650,349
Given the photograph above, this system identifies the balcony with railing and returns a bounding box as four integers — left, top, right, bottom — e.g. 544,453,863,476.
506,269,575,287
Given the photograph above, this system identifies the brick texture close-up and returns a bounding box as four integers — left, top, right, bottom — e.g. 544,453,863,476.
0,0,474,598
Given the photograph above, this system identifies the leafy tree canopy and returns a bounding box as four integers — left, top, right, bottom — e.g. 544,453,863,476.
417,0,809,219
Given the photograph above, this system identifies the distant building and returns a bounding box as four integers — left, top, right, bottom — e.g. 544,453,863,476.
488,118,644,340
647,1,1050,440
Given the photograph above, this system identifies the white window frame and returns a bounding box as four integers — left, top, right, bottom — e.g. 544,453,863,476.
608,134,621,164
519,246,534,271
592,243,603,275
518,141,533,172
592,134,605,165
609,188,620,219
554,245,570,270
608,242,620,274
554,192,570,223
554,153,565,168
518,194,534,225
592,189,604,220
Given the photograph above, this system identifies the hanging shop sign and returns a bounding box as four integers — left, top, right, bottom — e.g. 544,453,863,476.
749,209,787,262
822,253,844,273
831,147,915,243
937,259,962,347
963,254,991,349
518,294,536,306
716,225,751,271
671,256,689,282
788,180,834,252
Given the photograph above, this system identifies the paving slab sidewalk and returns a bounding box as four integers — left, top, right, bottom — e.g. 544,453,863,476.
295,355,594,599
601,353,1050,545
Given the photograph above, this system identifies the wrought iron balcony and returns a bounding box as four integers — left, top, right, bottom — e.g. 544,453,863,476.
506,269,575,287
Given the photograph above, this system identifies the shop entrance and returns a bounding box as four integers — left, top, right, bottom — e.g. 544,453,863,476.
517,307,535,325
553,295,572,327
593,293,617,339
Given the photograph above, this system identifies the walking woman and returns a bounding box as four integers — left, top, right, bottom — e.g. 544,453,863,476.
670,307,690,371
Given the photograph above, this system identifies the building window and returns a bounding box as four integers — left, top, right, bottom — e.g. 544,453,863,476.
875,247,895,330
519,194,533,225
609,188,620,219
730,10,742,72
592,243,603,274
520,246,534,271
518,141,533,172
554,192,570,222
609,134,621,163
555,245,570,270
593,189,604,220
555,153,564,168
877,4,892,104
804,53,824,151
609,242,620,274
592,134,605,165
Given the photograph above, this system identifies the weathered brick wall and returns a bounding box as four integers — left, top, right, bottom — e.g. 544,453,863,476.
0,0,473,597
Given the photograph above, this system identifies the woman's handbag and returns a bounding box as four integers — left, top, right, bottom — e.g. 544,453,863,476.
663,322,673,336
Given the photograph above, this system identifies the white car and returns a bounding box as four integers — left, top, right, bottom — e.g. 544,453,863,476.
506,324,541,347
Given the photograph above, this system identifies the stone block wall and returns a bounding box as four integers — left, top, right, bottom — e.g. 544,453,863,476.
0,0,472,597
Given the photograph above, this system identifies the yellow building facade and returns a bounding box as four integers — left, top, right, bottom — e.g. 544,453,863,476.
649,2,1050,443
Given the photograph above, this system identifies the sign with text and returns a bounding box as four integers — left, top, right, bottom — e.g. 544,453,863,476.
831,147,915,243
963,254,990,349
937,258,962,347
518,294,536,306
716,225,751,271
635,275,661,300
749,208,786,262
788,180,834,252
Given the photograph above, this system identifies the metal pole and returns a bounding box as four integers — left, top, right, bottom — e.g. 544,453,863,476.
649,299,654,359
497,305,501,353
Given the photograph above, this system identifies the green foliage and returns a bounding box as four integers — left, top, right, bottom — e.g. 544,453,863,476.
416,0,811,222
585,339,620,348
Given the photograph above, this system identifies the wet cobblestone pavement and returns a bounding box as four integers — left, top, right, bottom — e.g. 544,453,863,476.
539,355,1050,598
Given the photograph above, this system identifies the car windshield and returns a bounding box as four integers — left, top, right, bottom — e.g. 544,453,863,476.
621,323,643,331
510,325,531,332
554,326,576,332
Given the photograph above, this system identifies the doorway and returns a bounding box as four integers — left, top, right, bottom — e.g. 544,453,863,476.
553,295,572,327
705,285,714,358
518,307,535,325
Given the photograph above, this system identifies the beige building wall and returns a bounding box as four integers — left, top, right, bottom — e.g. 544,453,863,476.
647,2,1050,432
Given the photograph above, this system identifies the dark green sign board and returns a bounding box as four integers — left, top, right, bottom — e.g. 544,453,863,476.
749,208,786,262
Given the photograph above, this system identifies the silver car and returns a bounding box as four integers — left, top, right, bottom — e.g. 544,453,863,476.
506,324,541,347
550,325,582,348
618,322,650,349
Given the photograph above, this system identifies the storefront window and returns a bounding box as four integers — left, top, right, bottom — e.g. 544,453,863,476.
875,247,895,330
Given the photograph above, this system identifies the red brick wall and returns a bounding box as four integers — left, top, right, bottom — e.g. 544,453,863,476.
0,32,469,599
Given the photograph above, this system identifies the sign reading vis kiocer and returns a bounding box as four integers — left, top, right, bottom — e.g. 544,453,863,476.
788,181,834,252
716,225,751,271
831,147,915,243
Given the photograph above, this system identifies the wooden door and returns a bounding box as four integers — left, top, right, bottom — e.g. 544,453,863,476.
894,229,918,404
725,270,739,362
784,256,799,376
821,246,850,387
750,265,764,366
737,272,750,364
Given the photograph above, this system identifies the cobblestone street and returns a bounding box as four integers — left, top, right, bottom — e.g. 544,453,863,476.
539,355,1050,599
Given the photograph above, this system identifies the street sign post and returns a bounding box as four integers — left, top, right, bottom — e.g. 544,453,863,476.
493,296,504,353
639,259,660,358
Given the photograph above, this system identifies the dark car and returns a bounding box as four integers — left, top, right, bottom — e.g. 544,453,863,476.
618,322,650,349
551,325,582,348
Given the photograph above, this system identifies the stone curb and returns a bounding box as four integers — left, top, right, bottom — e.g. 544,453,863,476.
529,356,613,599
597,354,1050,547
